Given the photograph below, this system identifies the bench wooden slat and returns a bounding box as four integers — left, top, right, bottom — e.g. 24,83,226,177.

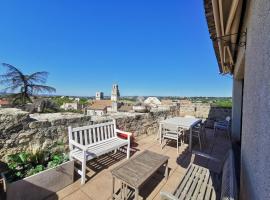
79,130,83,145
74,131,78,143
174,164,196,197
100,126,104,141
178,165,200,199
97,127,100,143
204,184,213,200
93,127,97,143
191,167,210,200
184,166,205,199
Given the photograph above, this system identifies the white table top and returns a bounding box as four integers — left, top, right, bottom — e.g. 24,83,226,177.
160,117,202,129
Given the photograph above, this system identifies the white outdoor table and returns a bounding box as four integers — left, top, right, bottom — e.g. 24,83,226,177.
159,117,202,151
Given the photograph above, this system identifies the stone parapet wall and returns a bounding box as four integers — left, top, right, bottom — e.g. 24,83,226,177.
0,105,229,161
179,103,231,127
0,108,177,161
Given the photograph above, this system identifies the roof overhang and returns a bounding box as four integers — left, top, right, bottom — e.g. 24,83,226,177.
204,0,245,74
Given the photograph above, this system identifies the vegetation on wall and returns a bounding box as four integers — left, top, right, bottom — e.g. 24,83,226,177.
5,142,69,182
211,99,232,108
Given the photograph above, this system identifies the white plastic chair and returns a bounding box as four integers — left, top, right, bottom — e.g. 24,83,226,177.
161,123,184,153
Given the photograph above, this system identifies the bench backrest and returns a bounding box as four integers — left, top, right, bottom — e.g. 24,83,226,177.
221,149,238,200
68,120,116,150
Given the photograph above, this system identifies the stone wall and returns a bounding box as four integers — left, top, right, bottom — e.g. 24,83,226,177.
179,103,232,127
0,108,177,161
0,109,96,161
0,105,230,162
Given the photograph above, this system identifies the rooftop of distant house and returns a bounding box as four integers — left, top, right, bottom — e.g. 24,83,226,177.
88,100,112,110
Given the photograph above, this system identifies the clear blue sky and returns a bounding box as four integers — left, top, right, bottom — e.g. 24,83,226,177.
0,0,232,97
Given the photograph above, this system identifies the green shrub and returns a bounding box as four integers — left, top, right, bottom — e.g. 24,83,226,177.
6,150,69,182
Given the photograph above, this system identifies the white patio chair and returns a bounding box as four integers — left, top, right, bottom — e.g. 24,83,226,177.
214,116,231,139
184,122,205,151
161,123,184,153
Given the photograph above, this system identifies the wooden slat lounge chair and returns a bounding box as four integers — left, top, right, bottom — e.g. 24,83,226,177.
160,149,237,200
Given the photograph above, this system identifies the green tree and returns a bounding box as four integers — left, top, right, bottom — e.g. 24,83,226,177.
0,63,56,105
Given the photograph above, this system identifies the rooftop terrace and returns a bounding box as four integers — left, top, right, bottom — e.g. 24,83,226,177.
45,128,231,200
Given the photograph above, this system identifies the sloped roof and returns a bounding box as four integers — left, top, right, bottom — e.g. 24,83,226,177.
204,0,223,73
118,104,133,112
161,100,174,105
144,97,161,105
0,99,10,105
88,100,112,110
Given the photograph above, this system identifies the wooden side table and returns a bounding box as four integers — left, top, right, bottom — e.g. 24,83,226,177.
111,150,169,200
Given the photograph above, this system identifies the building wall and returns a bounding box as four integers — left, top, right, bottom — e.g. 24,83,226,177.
240,0,270,199
232,79,243,142
86,109,105,116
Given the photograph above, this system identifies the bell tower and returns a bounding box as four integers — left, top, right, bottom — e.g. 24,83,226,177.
111,84,120,101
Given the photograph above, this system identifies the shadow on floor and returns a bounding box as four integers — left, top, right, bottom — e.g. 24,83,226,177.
74,148,138,183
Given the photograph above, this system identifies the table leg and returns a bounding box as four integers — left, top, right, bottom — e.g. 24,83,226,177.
165,161,169,180
120,181,124,199
112,177,115,200
189,126,192,152
124,183,127,200
135,188,139,200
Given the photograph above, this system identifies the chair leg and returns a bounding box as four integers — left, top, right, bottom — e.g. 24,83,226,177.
81,159,86,185
198,134,202,151
177,139,179,154
227,129,231,141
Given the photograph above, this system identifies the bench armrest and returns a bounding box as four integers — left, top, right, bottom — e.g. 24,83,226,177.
160,192,178,200
70,140,87,151
192,151,221,163
115,129,132,137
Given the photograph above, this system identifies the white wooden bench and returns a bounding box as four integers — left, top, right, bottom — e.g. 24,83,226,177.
160,149,237,200
68,120,132,184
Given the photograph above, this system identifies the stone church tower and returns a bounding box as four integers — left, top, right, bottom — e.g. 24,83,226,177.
111,84,120,101
111,84,120,112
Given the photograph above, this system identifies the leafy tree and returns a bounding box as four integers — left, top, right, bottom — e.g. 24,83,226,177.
0,63,56,105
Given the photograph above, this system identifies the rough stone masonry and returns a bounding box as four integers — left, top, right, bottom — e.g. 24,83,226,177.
0,105,231,162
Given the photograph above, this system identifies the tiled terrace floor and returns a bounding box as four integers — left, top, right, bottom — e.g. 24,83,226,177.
46,129,231,200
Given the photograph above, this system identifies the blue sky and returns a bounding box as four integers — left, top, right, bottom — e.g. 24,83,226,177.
0,0,232,97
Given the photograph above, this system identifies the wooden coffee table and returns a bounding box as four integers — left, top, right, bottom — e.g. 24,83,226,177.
111,150,169,200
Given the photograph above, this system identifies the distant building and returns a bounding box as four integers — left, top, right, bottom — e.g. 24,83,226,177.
118,104,133,112
60,102,82,111
95,92,104,100
111,84,120,101
161,99,175,106
179,99,192,105
144,97,161,107
137,96,145,103
74,98,80,102
86,100,112,116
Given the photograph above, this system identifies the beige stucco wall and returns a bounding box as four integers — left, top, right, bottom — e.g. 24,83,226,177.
240,0,270,199
232,79,243,142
